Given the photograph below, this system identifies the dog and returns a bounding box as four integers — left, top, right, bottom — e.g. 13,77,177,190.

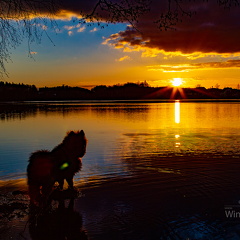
27,130,87,205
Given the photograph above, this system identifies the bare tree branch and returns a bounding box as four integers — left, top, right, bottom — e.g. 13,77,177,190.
0,0,59,77
80,0,151,31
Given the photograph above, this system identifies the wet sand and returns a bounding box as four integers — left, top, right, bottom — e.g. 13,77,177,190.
1,155,240,240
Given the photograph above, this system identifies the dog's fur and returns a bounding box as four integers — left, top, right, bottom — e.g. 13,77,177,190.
27,130,87,205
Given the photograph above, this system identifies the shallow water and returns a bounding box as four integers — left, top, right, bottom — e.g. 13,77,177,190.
1,100,240,239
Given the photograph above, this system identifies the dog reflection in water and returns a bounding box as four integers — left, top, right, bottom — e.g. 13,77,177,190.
29,191,88,240
27,130,87,206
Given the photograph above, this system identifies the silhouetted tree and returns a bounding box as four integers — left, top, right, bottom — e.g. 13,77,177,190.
139,80,150,88
0,81,38,100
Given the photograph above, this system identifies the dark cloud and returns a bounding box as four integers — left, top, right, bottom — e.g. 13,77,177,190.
58,0,99,16
4,0,126,19
5,0,240,54
103,0,240,54
28,0,149,23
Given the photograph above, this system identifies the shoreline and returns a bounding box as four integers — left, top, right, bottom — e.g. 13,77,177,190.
2,98,240,105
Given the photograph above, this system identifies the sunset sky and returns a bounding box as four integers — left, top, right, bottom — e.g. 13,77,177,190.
5,0,240,89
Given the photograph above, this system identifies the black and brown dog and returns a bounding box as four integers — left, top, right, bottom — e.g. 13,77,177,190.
27,130,87,205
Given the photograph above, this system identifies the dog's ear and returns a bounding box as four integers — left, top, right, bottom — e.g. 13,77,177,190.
68,131,75,136
79,130,85,136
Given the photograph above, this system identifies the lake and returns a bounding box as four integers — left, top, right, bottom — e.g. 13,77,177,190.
1,100,240,239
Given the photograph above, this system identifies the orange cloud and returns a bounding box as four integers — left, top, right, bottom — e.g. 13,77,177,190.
77,26,86,32
147,60,240,72
116,56,131,62
68,30,73,36
90,27,98,32
193,60,240,69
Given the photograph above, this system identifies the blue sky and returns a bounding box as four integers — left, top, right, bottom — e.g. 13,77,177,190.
7,20,133,88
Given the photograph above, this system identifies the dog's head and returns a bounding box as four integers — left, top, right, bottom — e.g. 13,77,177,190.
63,130,87,158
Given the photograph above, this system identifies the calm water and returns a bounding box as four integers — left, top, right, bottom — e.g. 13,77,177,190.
1,100,240,179
1,100,240,239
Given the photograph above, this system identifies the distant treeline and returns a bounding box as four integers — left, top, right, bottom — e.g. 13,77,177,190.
1,81,240,101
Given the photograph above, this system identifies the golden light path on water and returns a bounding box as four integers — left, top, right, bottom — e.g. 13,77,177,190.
175,100,181,148
175,100,180,124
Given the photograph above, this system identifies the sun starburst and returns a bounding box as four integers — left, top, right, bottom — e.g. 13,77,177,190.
172,78,183,87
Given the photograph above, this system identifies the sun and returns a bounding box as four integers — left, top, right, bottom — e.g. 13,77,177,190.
172,78,183,87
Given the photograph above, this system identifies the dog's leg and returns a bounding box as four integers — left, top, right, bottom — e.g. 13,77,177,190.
66,177,74,189
28,184,41,205
68,197,75,210
57,179,64,190
41,183,53,206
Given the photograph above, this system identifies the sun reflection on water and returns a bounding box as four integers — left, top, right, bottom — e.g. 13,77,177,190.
175,100,180,124
175,101,181,148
